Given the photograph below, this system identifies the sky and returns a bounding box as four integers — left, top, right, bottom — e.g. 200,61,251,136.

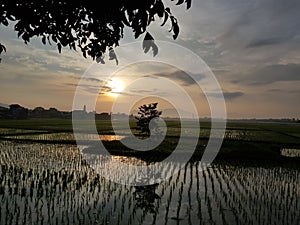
0,0,300,119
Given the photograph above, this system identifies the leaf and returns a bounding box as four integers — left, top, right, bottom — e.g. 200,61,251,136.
47,36,52,45
172,21,179,40
185,0,192,9
7,14,15,21
0,43,6,54
81,37,87,44
165,7,171,14
122,14,131,26
176,0,184,5
156,0,165,18
108,47,118,65
22,33,30,44
52,35,57,43
151,42,158,56
82,50,87,58
2,19,8,26
161,11,169,26
170,16,179,40
57,43,62,53
17,31,23,38
134,30,141,39
60,37,68,47
42,36,46,45
142,32,152,54
71,42,76,50
142,32,158,56
96,55,105,64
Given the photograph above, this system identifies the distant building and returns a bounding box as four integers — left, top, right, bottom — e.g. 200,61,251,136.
72,105,89,119
0,103,137,121
111,112,134,120
95,112,111,120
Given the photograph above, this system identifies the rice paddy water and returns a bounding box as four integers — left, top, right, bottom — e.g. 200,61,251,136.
0,128,299,225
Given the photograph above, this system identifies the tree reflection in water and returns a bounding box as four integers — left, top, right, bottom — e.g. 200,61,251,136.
133,184,160,214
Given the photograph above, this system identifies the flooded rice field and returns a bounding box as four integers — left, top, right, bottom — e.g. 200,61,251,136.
0,128,299,225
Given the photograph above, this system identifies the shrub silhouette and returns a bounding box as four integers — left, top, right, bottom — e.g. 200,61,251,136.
135,102,162,137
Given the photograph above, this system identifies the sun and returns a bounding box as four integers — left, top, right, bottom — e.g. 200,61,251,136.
107,78,124,97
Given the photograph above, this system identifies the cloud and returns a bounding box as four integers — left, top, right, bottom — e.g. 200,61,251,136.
169,0,300,71
153,70,205,86
238,63,300,85
85,77,102,83
126,88,170,97
129,88,160,93
43,63,84,75
208,91,244,100
64,83,111,94
2,0,300,118
111,91,139,97
267,88,281,92
246,37,288,48
121,66,205,86
69,76,103,83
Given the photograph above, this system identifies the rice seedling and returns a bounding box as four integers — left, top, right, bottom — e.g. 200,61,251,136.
0,121,299,224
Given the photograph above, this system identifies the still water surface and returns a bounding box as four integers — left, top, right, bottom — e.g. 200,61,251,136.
0,137,299,225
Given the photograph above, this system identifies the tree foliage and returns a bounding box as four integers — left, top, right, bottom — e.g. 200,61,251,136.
0,0,192,62
134,184,160,213
135,102,162,136
0,42,5,62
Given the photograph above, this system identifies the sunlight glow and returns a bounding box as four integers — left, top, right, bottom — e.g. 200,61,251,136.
107,78,124,97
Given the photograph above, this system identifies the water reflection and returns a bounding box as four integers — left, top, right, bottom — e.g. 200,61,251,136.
0,140,299,225
134,184,160,214
99,134,125,141
1,130,125,142
281,148,300,158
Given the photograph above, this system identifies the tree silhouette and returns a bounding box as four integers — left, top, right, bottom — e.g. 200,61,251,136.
135,102,162,137
0,0,192,62
133,184,160,214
